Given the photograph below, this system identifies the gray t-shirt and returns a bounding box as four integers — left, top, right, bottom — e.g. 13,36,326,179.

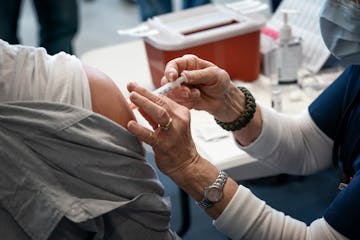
0,102,179,240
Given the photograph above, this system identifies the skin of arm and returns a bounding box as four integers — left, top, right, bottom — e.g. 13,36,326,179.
125,54,264,219
83,64,136,128
126,79,346,240
126,82,239,219
126,53,347,238
169,154,239,219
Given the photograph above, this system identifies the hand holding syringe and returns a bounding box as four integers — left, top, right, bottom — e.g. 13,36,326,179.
129,74,187,110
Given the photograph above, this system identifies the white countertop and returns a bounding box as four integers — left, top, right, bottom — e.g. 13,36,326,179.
81,40,320,180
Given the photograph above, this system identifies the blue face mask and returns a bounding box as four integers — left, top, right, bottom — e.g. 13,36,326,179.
319,0,360,65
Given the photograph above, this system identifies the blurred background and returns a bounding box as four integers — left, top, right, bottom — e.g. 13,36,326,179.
17,0,140,56
14,0,278,56
10,0,339,239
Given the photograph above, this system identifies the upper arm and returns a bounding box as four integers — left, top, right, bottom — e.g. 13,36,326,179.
83,64,136,128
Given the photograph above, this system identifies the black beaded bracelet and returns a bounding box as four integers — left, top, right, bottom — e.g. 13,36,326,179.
214,86,256,131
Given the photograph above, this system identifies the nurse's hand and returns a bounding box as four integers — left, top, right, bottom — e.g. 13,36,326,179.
127,82,240,221
126,82,200,175
163,54,246,123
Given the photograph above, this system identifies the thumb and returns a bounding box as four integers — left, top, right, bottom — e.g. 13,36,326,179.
182,67,222,86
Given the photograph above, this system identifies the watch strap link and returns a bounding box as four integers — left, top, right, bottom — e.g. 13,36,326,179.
197,198,214,209
197,170,228,209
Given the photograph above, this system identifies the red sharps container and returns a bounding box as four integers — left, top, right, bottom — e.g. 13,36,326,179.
143,4,266,87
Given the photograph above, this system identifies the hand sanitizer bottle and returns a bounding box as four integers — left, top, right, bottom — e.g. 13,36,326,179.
277,10,302,85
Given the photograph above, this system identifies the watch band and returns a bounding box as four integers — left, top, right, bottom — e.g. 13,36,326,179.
197,170,228,209
197,198,214,209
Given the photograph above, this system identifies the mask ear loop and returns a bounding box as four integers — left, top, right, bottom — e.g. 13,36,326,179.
332,89,360,183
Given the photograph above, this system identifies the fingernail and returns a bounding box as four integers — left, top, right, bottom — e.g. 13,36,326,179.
127,120,136,129
191,89,200,98
161,77,168,85
128,82,138,89
130,92,138,101
169,72,176,81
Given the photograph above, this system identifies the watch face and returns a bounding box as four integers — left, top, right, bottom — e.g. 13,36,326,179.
205,186,222,202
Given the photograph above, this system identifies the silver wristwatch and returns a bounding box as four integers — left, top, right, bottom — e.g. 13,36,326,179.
197,170,228,209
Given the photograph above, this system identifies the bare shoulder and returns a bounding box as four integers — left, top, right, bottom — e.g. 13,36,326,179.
83,64,136,128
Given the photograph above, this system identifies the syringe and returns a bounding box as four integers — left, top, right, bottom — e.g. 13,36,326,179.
152,74,187,95
129,74,187,110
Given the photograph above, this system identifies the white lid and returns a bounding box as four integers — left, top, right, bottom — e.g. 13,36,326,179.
144,4,266,51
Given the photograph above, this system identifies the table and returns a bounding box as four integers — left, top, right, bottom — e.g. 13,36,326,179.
81,39,321,236
82,39,317,180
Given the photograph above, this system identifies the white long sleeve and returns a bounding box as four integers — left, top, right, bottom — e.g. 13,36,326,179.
0,40,92,110
214,186,347,239
213,105,346,239
239,105,334,175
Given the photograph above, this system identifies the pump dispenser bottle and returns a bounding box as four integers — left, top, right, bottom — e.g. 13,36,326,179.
277,10,302,84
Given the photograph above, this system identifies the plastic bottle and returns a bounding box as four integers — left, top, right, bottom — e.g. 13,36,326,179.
277,10,302,84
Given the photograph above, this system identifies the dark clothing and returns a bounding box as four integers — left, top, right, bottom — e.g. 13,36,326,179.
0,0,78,55
271,0,282,12
309,65,360,239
